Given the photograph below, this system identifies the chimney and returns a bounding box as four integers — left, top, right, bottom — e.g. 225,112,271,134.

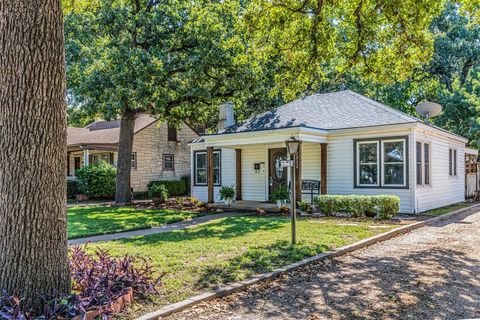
217,102,235,131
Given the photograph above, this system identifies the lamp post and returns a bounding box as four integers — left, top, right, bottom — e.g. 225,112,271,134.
285,137,300,245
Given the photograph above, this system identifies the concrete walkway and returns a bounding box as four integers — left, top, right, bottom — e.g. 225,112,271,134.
68,211,249,245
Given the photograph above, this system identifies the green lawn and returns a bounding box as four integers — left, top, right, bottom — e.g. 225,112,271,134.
93,216,399,307
68,206,201,239
422,202,470,217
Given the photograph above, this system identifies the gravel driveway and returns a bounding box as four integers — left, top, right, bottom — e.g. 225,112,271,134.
166,206,480,320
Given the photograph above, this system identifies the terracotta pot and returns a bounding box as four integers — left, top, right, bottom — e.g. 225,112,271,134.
72,288,134,320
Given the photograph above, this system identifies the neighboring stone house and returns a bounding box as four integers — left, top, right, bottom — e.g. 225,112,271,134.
67,114,199,192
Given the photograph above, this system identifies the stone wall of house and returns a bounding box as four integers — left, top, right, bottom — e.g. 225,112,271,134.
131,121,199,192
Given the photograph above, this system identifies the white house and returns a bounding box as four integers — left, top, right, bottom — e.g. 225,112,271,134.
190,90,471,213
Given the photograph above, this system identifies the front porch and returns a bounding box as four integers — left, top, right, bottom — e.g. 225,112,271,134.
67,145,118,177
193,128,329,205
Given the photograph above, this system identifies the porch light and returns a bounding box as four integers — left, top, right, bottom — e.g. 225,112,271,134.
285,137,300,155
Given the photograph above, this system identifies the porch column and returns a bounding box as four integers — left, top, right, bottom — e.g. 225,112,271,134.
320,143,327,194
207,147,214,203
83,148,90,167
295,142,302,201
236,149,242,200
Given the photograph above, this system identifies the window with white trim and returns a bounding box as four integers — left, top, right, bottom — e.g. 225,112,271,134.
355,137,407,188
416,142,430,185
194,150,221,185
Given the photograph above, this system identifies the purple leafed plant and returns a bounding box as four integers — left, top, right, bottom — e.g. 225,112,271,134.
0,246,161,319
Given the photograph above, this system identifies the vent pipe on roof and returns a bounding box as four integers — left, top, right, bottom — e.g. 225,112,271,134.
218,102,235,131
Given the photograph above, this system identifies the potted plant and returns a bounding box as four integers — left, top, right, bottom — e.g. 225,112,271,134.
148,184,169,204
219,185,236,206
270,185,290,207
298,200,313,214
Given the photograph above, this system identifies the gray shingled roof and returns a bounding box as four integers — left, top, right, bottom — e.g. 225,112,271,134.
221,90,421,134
67,114,157,146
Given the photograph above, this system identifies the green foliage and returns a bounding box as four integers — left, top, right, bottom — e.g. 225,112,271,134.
315,3,480,148
148,180,187,197
180,175,191,194
374,195,401,219
219,185,236,201
298,200,312,213
75,162,117,198
270,185,290,202
244,0,448,101
148,184,169,201
314,195,400,218
64,0,261,127
67,179,79,199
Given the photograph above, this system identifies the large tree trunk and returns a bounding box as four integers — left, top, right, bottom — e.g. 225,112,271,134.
0,0,70,311
115,109,136,205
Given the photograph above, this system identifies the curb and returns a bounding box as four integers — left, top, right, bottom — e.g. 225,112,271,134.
135,203,480,320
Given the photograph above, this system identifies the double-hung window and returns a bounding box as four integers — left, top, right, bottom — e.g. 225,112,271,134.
357,141,379,186
416,142,430,185
163,154,174,171
194,150,221,185
355,137,407,188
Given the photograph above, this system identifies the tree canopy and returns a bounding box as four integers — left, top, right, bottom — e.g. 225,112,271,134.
312,2,480,147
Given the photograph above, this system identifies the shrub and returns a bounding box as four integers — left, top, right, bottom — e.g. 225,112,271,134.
314,195,340,216
375,195,400,219
148,180,187,197
181,175,191,194
148,184,169,202
75,162,116,198
314,195,400,218
0,246,160,319
298,200,312,213
67,179,78,199
219,185,236,201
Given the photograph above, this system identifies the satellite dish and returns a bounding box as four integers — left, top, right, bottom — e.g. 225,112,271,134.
416,101,442,124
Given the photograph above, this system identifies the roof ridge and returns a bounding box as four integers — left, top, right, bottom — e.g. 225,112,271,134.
344,90,420,123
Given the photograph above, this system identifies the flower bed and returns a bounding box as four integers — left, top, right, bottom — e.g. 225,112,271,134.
0,247,160,319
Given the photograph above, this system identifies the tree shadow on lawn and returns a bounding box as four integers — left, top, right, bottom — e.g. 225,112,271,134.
67,206,198,239
113,217,287,246
217,247,480,320
197,240,329,289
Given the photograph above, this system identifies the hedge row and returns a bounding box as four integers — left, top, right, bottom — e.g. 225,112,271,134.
147,180,187,197
314,194,400,219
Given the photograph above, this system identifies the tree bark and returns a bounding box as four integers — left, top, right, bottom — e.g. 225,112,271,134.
115,109,136,205
0,0,70,311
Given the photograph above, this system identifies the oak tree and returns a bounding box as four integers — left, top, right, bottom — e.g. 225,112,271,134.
0,0,70,310
65,0,255,204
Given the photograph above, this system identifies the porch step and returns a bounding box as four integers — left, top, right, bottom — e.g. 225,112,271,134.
208,200,280,213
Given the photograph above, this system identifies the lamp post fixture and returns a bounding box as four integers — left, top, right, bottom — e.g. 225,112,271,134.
285,137,300,245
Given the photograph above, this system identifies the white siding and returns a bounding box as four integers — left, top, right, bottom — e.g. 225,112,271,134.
326,130,415,213
191,145,236,202
241,145,268,201
301,143,321,202
191,127,467,213
414,130,465,212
